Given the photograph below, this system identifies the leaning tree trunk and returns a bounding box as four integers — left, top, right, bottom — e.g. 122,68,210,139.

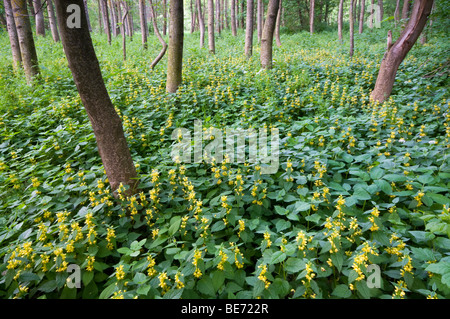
244,0,254,57
338,0,344,42
197,0,205,47
370,0,434,103
12,0,40,84
47,0,60,42
149,0,168,69
54,0,139,195
166,0,184,93
84,0,92,32
208,0,215,54
260,0,279,69
33,0,45,36
3,0,22,70
401,0,409,19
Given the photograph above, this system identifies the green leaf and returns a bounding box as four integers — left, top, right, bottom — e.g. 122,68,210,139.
274,205,289,216
169,216,182,236
197,277,216,297
375,180,392,195
133,272,147,285
82,271,94,286
294,201,311,212
353,187,371,200
285,258,306,273
211,271,225,292
355,280,371,299
332,284,352,298
370,167,384,180
38,280,57,293
426,193,450,205
99,282,117,299
270,251,287,264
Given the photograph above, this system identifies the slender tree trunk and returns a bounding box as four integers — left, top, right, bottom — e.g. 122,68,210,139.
309,0,314,34
338,0,344,42
349,0,354,56
401,0,409,19
120,1,127,60
163,0,167,35
101,0,112,44
3,0,22,70
368,0,374,28
371,0,434,103
12,0,40,84
139,0,148,49
84,0,92,32
359,0,365,34
275,0,281,46
208,0,215,54
166,0,184,93
47,0,60,42
216,0,221,33
378,0,383,21
54,0,138,194
241,0,244,28
110,0,118,37
197,0,205,47
231,0,237,36
32,0,45,36
394,0,401,25
98,0,103,33
257,0,262,41
225,0,229,28
149,0,168,69
245,0,253,57
260,0,279,69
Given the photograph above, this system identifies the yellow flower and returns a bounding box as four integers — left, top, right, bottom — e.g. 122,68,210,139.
115,264,125,280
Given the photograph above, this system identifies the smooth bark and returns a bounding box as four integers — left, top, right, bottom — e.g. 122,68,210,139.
166,0,184,93
3,0,22,70
149,0,168,69
274,0,281,46
197,0,205,47
338,0,344,42
231,0,237,36
244,0,253,57
54,0,139,194
208,0,215,54
47,0,60,42
12,0,40,84
371,0,434,102
139,0,148,49
260,0,279,69
359,0,365,34
32,0,45,36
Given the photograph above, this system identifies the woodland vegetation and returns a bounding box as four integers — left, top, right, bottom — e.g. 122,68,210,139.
0,0,449,299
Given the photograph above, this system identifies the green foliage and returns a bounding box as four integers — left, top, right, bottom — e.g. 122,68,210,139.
0,26,449,300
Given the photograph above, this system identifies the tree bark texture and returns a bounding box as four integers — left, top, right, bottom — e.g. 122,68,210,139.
208,0,215,54
32,0,45,36
3,0,22,70
47,0,60,42
260,0,279,69
166,0,184,93
244,0,253,57
371,0,434,103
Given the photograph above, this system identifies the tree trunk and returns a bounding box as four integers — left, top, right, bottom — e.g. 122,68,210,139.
216,0,221,33
139,0,148,49
3,0,22,70
208,0,215,54
47,0,60,42
309,0,314,34
12,0,40,84
125,1,133,39
401,0,409,19
245,0,253,57
257,0,262,42
231,0,237,36
54,0,139,194
349,0,354,56
101,0,112,44
84,0,92,32
32,0,45,36
110,0,118,37
241,0,245,28
163,0,167,35
197,0,205,47
378,0,383,21
371,0,434,103
338,0,344,42
98,0,103,33
166,0,184,93
359,0,365,34
120,1,127,60
274,0,281,47
149,0,168,69
394,0,401,25
260,0,279,69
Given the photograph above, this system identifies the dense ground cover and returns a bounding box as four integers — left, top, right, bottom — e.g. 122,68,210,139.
0,27,449,299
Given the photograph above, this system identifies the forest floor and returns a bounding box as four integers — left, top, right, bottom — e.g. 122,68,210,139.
0,27,449,299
